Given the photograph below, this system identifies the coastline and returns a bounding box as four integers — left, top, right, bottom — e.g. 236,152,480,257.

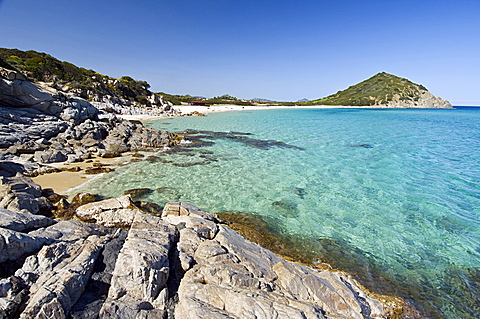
32,153,144,194
35,102,453,194
34,105,345,193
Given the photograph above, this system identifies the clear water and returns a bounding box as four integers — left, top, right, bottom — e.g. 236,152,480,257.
71,107,480,318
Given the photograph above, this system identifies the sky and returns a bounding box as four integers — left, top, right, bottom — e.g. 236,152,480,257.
0,0,479,105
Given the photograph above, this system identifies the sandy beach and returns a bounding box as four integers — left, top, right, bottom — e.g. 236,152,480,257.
118,103,356,122
32,154,140,195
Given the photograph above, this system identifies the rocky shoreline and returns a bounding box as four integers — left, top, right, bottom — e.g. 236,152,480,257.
0,68,413,318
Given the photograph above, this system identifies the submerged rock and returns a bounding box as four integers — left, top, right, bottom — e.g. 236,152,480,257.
272,199,299,218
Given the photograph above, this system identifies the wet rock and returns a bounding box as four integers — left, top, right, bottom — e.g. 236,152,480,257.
131,153,144,158
292,187,306,199
84,166,114,174
347,144,373,148
135,201,162,215
71,192,99,206
123,188,153,200
100,151,121,159
156,186,182,201
181,130,304,151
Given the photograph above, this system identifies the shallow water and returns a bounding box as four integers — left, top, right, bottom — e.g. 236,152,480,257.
72,107,480,318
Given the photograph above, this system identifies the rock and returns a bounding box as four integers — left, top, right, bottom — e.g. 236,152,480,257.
75,195,144,228
84,166,114,174
71,192,99,206
34,149,68,163
0,189,396,319
175,224,386,319
0,208,55,232
69,228,128,319
123,188,153,200
99,214,178,318
0,174,46,214
0,75,178,166
0,228,47,263
17,233,112,318
162,202,215,221
0,161,26,177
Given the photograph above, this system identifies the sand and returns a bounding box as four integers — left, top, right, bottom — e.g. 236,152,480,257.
116,104,355,123
31,155,135,195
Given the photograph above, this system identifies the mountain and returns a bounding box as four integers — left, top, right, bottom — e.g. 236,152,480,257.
0,48,172,111
307,72,452,108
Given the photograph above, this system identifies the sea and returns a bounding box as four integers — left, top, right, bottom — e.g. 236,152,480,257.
70,106,480,318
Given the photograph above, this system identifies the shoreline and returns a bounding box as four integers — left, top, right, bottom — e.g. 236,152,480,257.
34,102,451,194
32,153,145,195
118,103,456,123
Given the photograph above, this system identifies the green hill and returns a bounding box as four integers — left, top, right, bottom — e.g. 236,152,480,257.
0,48,163,107
306,72,450,107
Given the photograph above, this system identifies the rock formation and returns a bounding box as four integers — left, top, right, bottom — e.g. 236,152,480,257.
0,67,180,165
0,188,396,318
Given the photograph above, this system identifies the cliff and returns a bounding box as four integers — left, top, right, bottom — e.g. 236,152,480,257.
307,72,452,108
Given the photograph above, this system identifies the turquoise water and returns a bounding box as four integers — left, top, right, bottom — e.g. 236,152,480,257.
72,107,480,318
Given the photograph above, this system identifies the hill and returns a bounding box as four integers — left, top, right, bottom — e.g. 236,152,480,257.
0,48,172,111
306,72,452,108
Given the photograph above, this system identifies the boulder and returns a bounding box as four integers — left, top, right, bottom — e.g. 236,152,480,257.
0,174,46,214
34,149,68,163
0,208,55,232
17,234,111,318
75,195,144,228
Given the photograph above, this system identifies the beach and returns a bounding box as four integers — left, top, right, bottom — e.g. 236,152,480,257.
32,153,144,194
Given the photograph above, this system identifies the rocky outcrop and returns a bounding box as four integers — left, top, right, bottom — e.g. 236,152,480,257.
0,191,397,318
374,90,452,108
0,68,180,164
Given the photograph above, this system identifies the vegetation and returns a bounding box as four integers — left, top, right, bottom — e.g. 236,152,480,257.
205,94,253,106
156,92,198,105
305,72,428,106
0,48,160,106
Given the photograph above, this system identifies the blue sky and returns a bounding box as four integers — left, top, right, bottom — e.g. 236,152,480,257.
0,0,479,104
